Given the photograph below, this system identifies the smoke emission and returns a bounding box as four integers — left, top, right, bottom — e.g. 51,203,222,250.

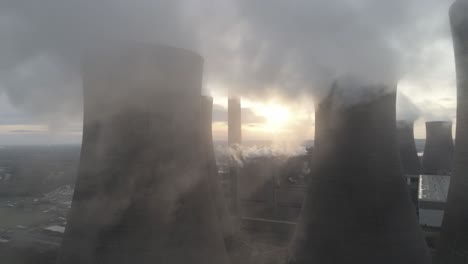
0,0,454,130
397,92,422,122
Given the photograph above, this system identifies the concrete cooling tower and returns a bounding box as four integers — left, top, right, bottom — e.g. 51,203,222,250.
228,97,242,147
437,1,468,262
288,81,431,264
57,44,230,264
313,93,333,150
397,121,422,175
201,95,234,240
397,120,421,217
421,121,454,175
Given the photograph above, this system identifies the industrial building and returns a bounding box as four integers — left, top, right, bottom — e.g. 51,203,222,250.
288,83,431,264
2,2,467,263
437,0,468,262
397,121,422,217
57,44,230,264
228,97,242,147
422,121,454,176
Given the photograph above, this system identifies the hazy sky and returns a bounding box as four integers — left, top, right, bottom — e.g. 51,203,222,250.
0,0,457,145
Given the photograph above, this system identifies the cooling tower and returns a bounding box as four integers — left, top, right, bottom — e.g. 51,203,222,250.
397,121,421,218
228,97,242,146
421,121,454,175
289,82,431,264
57,44,230,264
201,95,234,240
313,92,332,150
397,121,422,175
437,1,468,262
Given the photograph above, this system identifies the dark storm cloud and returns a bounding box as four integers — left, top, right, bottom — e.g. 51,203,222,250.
0,0,454,126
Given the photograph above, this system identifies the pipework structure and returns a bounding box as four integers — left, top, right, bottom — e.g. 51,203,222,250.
437,1,468,262
289,82,431,264
57,44,230,264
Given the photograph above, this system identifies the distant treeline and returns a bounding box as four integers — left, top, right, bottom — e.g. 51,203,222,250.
0,145,80,197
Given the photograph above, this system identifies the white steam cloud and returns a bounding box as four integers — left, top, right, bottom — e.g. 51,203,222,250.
0,0,454,127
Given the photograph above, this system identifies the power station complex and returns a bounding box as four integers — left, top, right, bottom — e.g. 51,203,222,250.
56,1,468,263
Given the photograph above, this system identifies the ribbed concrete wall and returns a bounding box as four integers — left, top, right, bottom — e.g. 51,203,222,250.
289,84,430,264
57,44,230,264
422,121,454,175
397,121,422,175
437,1,468,262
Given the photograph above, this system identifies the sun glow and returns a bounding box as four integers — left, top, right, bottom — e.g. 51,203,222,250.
254,104,292,133
208,90,314,141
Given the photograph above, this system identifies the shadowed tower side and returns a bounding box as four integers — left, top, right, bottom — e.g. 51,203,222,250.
421,121,454,175
227,97,242,215
437,1,468,262
228,97,242,147
313,90,333,150
201,96,234,240
57,44,230,264
397,121,422,175
397,120,421,218
289,81,431,264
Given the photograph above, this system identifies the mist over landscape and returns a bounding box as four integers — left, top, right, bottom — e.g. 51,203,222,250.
0,0,466,264
0,0,457,144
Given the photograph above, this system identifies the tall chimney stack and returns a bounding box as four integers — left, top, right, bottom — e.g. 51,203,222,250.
57,44,230,264
421,121,454,175
437,1,468,262
397,121,422,175
201,96,234,240
228,97,242,146
289,82,430,264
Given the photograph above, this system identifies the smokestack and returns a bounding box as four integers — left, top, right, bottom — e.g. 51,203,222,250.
421,121,454,175
289,82,431,264
437,1,468,262
201,95,234,240
57,44,230,264
397,121,422,175
228,97,242,146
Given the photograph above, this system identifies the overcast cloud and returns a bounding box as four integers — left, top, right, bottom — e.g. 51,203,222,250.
0,0,457,141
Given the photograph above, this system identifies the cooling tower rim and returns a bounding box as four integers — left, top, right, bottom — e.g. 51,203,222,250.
202,95,214,103
450,0,468,30
425,121,453,126
397,120,414,128
327,84,396,111
81,42,203,67
450,0,468,18
326,76,397,109
228,97,241,102
332,75,396,91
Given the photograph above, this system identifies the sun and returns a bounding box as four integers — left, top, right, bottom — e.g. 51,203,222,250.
255,104,292,133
